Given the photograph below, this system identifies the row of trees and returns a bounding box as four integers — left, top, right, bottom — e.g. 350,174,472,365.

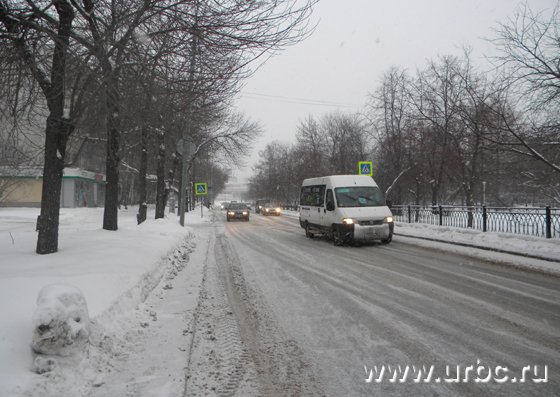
248,3,560,207
247,113,369,204
0,0,317,253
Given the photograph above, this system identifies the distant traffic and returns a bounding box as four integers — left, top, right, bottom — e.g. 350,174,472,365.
220,175,394,247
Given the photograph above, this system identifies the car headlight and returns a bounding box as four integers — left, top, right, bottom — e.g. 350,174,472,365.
384,216,394,223
242,211,248,215
227,211,234,216
275,208,281,212
342,218,356,225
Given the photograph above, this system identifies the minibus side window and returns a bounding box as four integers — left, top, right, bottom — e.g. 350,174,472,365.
300,184,326,206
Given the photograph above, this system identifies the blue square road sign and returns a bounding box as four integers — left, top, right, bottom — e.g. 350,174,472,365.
194,182,208,196
358,161,373,176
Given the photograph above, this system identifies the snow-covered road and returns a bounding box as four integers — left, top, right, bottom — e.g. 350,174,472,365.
200,211,560,396
185,220,321,395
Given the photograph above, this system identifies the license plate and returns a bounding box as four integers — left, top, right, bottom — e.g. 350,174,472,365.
365,229,381,238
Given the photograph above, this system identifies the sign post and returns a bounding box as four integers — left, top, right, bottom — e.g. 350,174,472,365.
194,182,208,218
178,138,196,226
358,161,373,177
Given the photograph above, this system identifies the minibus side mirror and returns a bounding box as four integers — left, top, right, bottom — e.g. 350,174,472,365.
326,201,335,211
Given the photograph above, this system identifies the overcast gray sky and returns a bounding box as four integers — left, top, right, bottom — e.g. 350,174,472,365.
233,0,556,180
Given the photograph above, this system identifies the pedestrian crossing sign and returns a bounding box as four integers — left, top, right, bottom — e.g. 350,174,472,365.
194,182,208,196
358,161,373,176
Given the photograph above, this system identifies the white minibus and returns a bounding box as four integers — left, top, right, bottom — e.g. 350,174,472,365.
299,175,394,245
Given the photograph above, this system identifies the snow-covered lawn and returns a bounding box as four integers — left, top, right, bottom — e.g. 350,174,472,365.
0,206,209,396
1,206,559,396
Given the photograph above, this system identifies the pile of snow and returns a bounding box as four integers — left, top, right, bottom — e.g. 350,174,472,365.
31,284,91,371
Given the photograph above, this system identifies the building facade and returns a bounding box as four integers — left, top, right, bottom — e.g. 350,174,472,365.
0,167,106,208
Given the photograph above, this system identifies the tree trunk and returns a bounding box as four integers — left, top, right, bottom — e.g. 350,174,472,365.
36,117,72,254
103,73,121,231
431,183,439,206
155,129,166,219
35,0,75,254
164,153,179,215
137,124,148,224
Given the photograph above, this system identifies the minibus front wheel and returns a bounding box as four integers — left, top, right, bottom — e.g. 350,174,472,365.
305,223,314,238
381,234,392,244
332,225,351,246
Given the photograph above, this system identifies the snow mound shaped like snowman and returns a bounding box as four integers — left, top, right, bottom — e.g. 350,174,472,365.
31,284,91,359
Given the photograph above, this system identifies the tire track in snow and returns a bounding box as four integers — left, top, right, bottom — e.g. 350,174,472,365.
184,227,258,396
213,231,324,396
185,222,324,396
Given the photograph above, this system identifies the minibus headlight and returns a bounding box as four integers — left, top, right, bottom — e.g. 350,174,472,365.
342,218,356,225
384,216,394,223
227,211,234,216
242,211,248,215
275,208,281,212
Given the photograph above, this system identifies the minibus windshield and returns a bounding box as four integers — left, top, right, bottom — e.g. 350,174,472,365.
334,186,385,207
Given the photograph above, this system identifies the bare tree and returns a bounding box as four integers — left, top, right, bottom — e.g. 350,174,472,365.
446,52,496,224
490,3,560,175
321,112,368,175
1,0,77,254
367,67,415,204
295,116,328,178
409,55,465,206
248,141,292,203
69,0,317,229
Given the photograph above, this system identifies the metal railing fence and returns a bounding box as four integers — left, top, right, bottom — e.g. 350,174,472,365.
390,205,559,239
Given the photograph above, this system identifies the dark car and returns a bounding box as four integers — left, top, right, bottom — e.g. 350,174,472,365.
226,203,250,221
255,199,269,214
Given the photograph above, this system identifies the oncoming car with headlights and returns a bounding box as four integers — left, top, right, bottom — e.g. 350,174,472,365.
261,204,281,216
299,175,393,245
226,202,250,222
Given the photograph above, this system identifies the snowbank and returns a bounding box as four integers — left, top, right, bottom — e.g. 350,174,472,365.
395,222,560,262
